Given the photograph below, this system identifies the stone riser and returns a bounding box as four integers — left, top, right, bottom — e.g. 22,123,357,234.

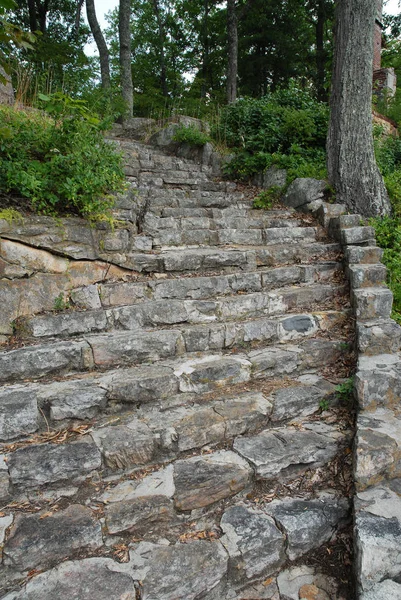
16,283,345,339
152,226,318,248
124,241,341,273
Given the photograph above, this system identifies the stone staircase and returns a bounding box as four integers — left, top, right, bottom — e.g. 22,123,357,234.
0,139,358,599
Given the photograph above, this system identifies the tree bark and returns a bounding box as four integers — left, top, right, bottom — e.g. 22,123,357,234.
327,0,391,217
27,0,38,32
226,0,238,103
86,0,111,89
119,0,134,117
152,0,168,97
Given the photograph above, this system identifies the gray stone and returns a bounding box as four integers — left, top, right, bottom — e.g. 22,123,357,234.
108,365,178,403
357,319,401,355
249,346,301,378
129,540,228,600
0,386,39,441
282,178,326,209
220,504,285,583
360,579,401,600
1,557,137,600
355,409,401,490
355,485,401,593
354,354,401,410
175,355,251,394
37,380,108,421
278,314,318,341
105,495,177,536
270,384,332,422
122,117,156,139
100,465,175,504
89,330,184,367
233,426,338,480
98,281,149,307
346,246,383,264
348,264,387,289
92,420,156,470
0,454,10,501
0,340,91,383
277,566,342,600
264,496,349,560
70,284,102,309
3,504,102,571
8,439,101,488
316,202,347,228
173,450,253,510
341,226,376,246
24,309,107,338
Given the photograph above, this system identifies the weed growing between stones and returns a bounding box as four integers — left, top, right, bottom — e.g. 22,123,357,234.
53,293,71,312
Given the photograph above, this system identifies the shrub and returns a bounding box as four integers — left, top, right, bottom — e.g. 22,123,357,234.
0,95,125,218
173,125,211,146
252,186,282,209
213,83,329,182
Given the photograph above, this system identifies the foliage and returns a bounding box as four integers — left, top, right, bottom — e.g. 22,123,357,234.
370,216,401,323
0,97,124,218
214,84,328,182
54,292,71,311
335,377,354,403
0,207,24,224
173,125,211,146
252,186,282,209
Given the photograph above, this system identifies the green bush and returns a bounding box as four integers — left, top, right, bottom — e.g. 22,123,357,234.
0,95,125,218
252,186,282,209
213,83,328,182
173,125,211,146
371,216,401,323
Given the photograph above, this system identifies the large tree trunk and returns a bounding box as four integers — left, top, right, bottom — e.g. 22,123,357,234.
86,0,111,90
226,0,238,103
327,0,391,217
119,0,134,118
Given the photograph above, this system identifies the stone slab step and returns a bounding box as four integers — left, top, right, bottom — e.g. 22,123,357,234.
17,283,345,338
123,242,341,273
144,213,304,231
152,226,319,248
0,338,349,440
93,262,341,309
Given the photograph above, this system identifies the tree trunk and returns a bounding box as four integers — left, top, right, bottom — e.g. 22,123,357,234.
200,0,210,98
315,0,326,101
27,0,37,32
86,0,111,90
327,0,391,217
152,0,168,98
226,0,238,103
119,0,133,117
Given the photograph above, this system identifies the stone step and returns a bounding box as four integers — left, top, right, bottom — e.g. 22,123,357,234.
94,262,341,308
152,226,319,249
124,242,341,273
1,387,348,495
0,353,341,444
159,207,295,220
0,319,350,388
16,283,346,340
143,213,304,232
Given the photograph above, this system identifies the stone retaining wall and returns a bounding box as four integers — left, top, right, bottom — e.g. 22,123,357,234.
300,194,401,598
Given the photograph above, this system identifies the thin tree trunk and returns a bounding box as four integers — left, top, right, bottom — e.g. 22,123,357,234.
315,0,326,101
327,0,391,217
201,0,210,98
86,0,111,89
119,0,134,117
226,0,238,103
152,0,168,97
27,0,37,32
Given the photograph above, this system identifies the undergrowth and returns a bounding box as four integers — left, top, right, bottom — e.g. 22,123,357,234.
0,94,125,218
212,83,328,184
